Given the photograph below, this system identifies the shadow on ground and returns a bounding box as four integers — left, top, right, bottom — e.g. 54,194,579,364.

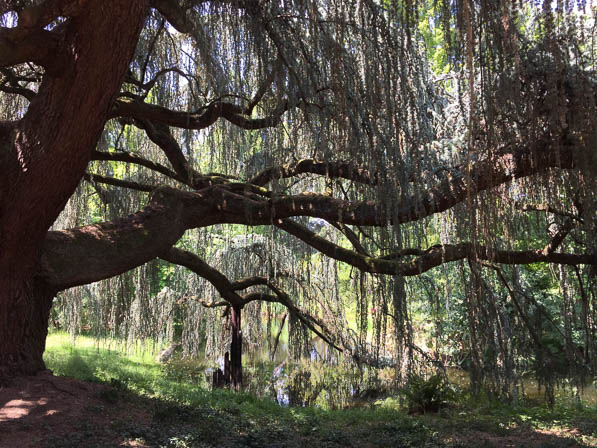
1,372,595,448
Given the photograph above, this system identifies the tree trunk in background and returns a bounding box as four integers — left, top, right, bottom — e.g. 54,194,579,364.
230,305,243,390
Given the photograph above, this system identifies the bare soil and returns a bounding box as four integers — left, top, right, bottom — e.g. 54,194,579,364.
0,371,152,448
0,371,595,448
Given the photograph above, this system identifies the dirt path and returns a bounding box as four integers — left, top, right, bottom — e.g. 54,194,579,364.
0,372,150,447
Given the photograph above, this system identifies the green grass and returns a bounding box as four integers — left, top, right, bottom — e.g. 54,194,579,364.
42,332,438,447
41,332,597,448
44,332,229,407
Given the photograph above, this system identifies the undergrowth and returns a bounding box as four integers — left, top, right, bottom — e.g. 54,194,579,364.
41,332,597,448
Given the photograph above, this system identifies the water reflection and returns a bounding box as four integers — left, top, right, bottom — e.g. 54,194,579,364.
240,357,397,410
208,342,597,410
245,360,597,410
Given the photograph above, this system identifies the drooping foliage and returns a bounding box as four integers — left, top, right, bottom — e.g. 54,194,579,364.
1,0,596,400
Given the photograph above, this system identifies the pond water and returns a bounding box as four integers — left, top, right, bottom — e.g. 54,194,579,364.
205,340,398,409
242,358,397,409
210,351,597,410
446,367,597,406
210,339,597,409
198,338,597,410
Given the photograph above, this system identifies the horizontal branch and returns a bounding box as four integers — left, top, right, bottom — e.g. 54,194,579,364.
196,298,229,308
0,27,65,75
87,134,585,231
514,201,583,223
84,172,157,193
126,67,192,93
40,188,206,290
231,276,270,291
92,150,180,181
92,150,239,192
0,81,35,100
276,219,596,276
112,97,285,131
38,133,592,291
249,159,378,186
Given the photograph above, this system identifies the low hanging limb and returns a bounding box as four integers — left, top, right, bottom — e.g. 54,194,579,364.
162,247,418,367
159,247,343,351
242,291,343,352
276,218,595,277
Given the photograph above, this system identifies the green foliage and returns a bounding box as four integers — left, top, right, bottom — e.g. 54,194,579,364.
161,357,209,386
417,3,450,75
401,373,456,414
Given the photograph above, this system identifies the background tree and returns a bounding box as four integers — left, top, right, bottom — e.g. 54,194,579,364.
0,0,595,396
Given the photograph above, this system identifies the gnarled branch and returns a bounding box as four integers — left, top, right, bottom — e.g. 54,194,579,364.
277,219,595,276
159,246,342,350
112,97,286,131
0,27,66,75
249,159,378,186
92,150,179,181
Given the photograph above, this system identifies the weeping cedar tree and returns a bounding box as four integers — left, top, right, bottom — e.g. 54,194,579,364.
0,0,596,391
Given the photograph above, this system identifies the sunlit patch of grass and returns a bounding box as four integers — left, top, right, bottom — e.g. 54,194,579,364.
45,332,206,402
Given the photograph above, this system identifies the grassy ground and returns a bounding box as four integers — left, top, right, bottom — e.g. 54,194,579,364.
32,332,597,447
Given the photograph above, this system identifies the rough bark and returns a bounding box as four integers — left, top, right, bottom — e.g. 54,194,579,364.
0,277,55,379
0,0,148,377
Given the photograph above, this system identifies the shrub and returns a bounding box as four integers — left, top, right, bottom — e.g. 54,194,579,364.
401,373,455,414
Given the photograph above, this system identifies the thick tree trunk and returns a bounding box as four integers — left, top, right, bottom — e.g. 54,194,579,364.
0,277,55,380
230,305,243,390
0,1,148,378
